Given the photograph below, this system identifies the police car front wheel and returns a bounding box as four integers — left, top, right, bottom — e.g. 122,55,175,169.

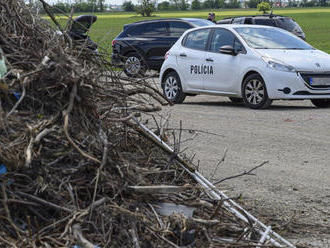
162,71,186,104
242,74,272,109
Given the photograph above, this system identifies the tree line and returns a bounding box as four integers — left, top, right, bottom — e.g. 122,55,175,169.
28,0,330,15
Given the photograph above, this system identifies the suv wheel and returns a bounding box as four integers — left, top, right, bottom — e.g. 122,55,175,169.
123,52,146,77
162,71,186,104
242,74,272,109
311,99,330,108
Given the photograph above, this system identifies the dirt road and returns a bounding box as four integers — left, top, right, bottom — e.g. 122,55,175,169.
158,94,330,247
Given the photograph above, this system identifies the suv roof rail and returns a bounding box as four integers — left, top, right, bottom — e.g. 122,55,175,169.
128,18,183,25
220,14,288,20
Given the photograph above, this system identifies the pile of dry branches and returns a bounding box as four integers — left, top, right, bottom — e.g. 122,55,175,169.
0,1,279,247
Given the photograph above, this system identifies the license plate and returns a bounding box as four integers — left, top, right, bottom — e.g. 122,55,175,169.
310,77,330,86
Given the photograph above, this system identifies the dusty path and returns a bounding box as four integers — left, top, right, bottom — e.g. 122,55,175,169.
157,94,330,247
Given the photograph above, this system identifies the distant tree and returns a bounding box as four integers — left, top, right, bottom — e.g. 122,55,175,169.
225,0,240,8
136,0,155,17
247,0,260,8
202,0,213,8
179,0,189,10
98,0,105,11
288,0,298,6
170,0,180,8
123,1,135,11
157,1,171,10
217,0,225,8
257,1,270,13
191,0,202,9
52,2,71,13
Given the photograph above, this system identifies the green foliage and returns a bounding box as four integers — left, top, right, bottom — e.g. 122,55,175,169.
136,0,155,17
247,0,261,8
191,0,201,9
123,1,135,11
257,1,271,13
157,1,171,10
225,0,240,8
202,0,225,9
179,0,189,10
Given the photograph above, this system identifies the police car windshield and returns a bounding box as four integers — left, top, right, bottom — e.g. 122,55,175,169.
184,19,216,27
234,27,312,50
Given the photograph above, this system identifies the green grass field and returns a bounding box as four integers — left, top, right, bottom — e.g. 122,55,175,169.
56,8,330,53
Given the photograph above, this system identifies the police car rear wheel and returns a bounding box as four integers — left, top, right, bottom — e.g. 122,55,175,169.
311,99,330,108
163,71,186,104
242,74,272,109
123,52,146,77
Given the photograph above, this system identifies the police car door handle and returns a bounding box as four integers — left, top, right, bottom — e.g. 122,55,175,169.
206,58,213,62
179,53,187,57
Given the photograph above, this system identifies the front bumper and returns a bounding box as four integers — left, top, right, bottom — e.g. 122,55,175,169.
264,70,330,100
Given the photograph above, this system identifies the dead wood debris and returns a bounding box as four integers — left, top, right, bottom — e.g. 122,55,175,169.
0,1,284,247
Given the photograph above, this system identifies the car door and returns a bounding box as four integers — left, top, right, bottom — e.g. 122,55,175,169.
176,28,211,90
141,22,172,65
168,21,194,45
204,28,245,93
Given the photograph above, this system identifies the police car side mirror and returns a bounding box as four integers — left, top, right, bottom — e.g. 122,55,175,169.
219,45,237,56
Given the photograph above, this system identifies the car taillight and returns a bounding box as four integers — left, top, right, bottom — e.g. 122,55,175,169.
112,40,117,47
164,51,170,60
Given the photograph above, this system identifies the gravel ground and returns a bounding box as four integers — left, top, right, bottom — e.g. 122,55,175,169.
156,94,330,247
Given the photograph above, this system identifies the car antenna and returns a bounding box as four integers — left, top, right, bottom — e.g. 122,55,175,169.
269,9,273,18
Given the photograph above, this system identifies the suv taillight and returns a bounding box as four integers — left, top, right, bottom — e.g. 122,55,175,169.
164,51,170,60
112,40,117,47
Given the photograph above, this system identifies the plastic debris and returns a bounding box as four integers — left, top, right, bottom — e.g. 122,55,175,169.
0,48,6,78
0,164,7,175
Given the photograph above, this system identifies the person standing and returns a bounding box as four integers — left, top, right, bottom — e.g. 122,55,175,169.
207,13,216,23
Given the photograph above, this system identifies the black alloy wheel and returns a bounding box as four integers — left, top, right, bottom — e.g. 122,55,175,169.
123,52,146,77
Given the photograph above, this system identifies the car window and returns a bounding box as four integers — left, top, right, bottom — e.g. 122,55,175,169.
127,22,167,36
186,19,216,27
169,21,192,36
210,28,236,52
232,17,245,24
183,29,210,51
235,27,313,50
254,19,276,26
276,18,303,32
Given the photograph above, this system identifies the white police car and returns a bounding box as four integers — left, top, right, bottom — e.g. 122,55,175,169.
160,25,330,109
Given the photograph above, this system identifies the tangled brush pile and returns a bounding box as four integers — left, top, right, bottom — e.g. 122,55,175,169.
0,1,279,247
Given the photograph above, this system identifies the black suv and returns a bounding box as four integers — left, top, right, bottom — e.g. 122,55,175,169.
112,18,215,77
217,15,305,40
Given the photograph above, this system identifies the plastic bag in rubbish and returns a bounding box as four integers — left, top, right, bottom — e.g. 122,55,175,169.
0,48,7,78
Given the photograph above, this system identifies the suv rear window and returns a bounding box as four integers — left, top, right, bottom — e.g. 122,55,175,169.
127,22,167,36
169,21,192,36
276,18,303,32
255,19,276,26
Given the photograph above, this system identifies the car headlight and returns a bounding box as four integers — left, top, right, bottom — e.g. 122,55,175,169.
262,57,296,72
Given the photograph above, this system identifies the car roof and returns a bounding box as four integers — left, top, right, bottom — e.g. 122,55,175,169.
123,18,212,30
221,14,291,20
186,24,279,33
127,18,202,25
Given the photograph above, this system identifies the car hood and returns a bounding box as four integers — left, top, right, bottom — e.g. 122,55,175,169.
256,49,330,72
